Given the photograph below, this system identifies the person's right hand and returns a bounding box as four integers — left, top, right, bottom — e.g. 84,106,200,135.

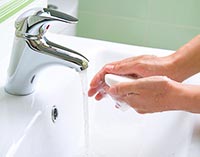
88,55,179,100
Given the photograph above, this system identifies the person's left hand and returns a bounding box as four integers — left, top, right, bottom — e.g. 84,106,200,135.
108,76,184,114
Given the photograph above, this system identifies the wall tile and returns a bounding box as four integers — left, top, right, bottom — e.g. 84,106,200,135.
146,22,200,50
79,0,148,19
77,11,147,46
77,0,200,50
148,0,200,27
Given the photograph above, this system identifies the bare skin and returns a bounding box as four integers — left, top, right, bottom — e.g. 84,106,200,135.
108,76,200,114
88,35,200,114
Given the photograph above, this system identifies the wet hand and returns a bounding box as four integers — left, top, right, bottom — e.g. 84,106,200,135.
108,76,182,114
88,55,174,100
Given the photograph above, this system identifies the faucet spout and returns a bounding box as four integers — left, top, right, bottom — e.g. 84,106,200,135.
28,35,89,71
5,8,89,96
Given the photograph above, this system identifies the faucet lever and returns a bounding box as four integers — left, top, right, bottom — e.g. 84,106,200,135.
16,8,78,38
43,8,78,23
27,8,78,27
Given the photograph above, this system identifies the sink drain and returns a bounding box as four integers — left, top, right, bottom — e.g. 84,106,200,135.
52,106,58,123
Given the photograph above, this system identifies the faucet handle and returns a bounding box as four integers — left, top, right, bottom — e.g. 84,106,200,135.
43,8,78,23
28,8,78,27
15,8,78,38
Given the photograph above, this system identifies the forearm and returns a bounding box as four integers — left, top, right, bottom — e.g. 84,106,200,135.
166,35,200,81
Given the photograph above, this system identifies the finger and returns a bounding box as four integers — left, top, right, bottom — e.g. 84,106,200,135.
90,57,141,88
115,97,147,114
88,84,103,97
108,82,140,97
113,99,144,113
110,56,150,76
89,64,114,88
108,86,142,112
113,93,140,110
88,87,98,97
88,82,108,97
95,91,106,100
90,55,151,89
111,62,140,76
95,85,109,100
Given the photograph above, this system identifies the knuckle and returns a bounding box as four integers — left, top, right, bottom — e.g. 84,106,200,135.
102,64,109,71
112,64,120,72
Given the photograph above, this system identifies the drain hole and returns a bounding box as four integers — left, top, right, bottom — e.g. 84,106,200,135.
52,106,58,123
31,75,36,84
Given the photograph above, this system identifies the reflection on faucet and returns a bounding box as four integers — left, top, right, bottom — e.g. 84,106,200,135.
5,8,89,96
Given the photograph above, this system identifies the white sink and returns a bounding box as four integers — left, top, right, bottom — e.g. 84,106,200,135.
0,33,199,157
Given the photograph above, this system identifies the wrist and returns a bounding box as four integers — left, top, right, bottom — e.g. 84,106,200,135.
176,84,200,113
164,46,196,82
162,52,186,82
166,35,200,82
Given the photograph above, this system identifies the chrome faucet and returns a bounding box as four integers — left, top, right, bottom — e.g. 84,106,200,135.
5,8,89,96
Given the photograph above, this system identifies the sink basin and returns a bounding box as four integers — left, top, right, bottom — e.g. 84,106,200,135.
0,33,199,157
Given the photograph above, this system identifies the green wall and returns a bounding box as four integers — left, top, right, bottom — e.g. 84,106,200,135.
77,0,200,50
0,0,34,23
